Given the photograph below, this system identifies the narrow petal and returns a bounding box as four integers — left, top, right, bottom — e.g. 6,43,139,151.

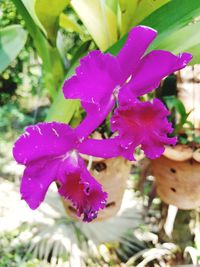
13,122,77,165
78,137,121,158
20,158,59,209
75,97,115,139
111,98,176,160
63,50,121,113
58,156,107,222
117,25,157,83
128,50,192,97
118,83,138,106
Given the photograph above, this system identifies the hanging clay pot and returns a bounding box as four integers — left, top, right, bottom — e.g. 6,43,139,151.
61,156,131,222
163,144,193,161
151,145,200,209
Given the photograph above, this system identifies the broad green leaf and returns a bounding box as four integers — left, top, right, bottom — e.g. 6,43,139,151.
59,13,83,34
46,41,91,123
0,25,27,73
11,0,51,66
142,0,200,50
119,0,137,36
131,0,170,27
71,0,117,51
12,0,65,98
35,0,70,44
152,22,200,65
109,0,200,57
46,92,80,123
105,0,118,15
21,0,46,34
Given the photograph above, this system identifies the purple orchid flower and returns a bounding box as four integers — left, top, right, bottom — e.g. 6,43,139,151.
63,25,192,140
13,122,107,222
63,25,192,161
13,25,192,222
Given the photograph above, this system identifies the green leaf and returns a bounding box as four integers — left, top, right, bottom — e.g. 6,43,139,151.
46,41,91,123
107,33,126,56
131,0,170,27
59,13,83,34
163,96,193,135
35,0,70,44
0,25,27,73
12,0,65,98
105,0,118,15
71,0,118,51
11,0,51,66
187,44,200,65
118,0,169,36
108,0,200,57
21,0,46,34
164,96,187,117
141,0,200,50
70,40,91,67
152,21,200,65
46,92,80,123
119,0,137,36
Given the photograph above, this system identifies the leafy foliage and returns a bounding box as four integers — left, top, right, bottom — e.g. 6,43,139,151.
0,25,27,73
35,0,70,44
164,96,193,136
1,0,200,265
71,0,118,51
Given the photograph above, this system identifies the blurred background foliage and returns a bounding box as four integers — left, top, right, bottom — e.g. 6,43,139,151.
1,0,200,266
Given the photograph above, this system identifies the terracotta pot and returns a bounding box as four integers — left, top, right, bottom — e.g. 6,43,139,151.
62,156,131,222
151,145,200,209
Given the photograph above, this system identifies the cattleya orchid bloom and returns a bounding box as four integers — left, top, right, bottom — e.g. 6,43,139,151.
63,25,192,139
13,25,192,222
13,123,107,222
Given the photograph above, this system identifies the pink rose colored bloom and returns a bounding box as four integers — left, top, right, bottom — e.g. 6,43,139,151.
13,122,107,222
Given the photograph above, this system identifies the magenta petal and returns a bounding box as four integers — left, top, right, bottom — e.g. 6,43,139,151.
13,122,77,165
128,50,192,97
58,157,107,222
118,83,138,106
63,50,121,113
117,25,157,83
20,158,59,209
111,98,176,160
141,134,177,159
75,97,115,139
78,137,121,158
